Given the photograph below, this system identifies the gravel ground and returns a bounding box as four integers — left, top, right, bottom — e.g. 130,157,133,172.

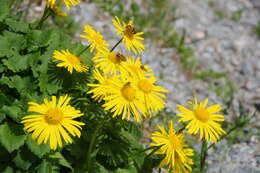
70,0,260,172
172,0,260,172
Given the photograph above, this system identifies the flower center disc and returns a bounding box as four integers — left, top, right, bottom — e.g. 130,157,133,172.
102,80,111,86
108,52,123,64
169,133,181,149
45,108,64,124
67,54,81,64
138,79,153,93
123,25,135,39
121,83,136,101
194,107,209,122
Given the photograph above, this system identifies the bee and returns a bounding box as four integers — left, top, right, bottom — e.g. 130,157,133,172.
125,25,137,35
123,82,131,87
140,65,148,72
116,53,127,62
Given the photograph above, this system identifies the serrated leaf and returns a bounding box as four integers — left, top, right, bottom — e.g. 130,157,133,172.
13,151,32,170
1,105,22,123
0,75,33,94
114,165,137,173
2,31,27,54
0,113,5,123
97,137,130,168
3,167,14,173
38,73,62,95
96,163,110,173
26,136,50,158
5,18,29,33
0,36,12,57
49,152,74,172
0,123,27,152
37,160,54,173
0,92,11,107
0,0,12,21
120,130,142,149
27,29,60,51
0,64,4,73
2,53,31,72
0,31,26,57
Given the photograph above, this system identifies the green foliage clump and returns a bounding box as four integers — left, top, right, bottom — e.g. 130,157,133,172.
0,2,160,173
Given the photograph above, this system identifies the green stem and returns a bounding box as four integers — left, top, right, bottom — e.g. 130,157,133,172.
86,123,102,172
146,144,163,158
37,7,51,29
177,124,186,134
200,141,207,173
77,44,91,56
110,38,123,52
207,122,246,150
130,145,161,159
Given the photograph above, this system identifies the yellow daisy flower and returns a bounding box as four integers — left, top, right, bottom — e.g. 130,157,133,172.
87,68,115,102
177,97,226,143
52,50,88,74
133,75,168,117
150,121,194,173
121,57,153,78
21,95,85,150
80,25,109,53
102,77,145,122
93,48,126,74
47,0,80,10
112,16,145,53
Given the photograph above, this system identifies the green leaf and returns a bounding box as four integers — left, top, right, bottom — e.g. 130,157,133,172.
0,0,12,21
0,123,27,152
0,64,4,73
49,152,74,172
0,31,26,58
114,165,137,173
3,167,14,173
0,36,12,57
0,75,33,94
0,144,10,163
1,105,22,123
27,29,66,51
96,163,110,173
2,53,31,72
13,151,32,170
0,113,5,123
37,160,59,173
38,73,62,95
26,136,50,158
120,130,142,149
0,92,11,107
4,18,29,33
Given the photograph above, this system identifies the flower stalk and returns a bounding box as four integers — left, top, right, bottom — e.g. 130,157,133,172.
37,7,52,29
200,140,208,173
110,38,123,52
77,44,91,56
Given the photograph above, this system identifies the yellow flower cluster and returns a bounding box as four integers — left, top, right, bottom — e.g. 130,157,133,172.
21,10,227,173
84,17,168,122
47,0,80,10
150,97,226,173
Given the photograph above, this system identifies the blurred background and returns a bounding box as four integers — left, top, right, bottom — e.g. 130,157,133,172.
18,0,260,172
